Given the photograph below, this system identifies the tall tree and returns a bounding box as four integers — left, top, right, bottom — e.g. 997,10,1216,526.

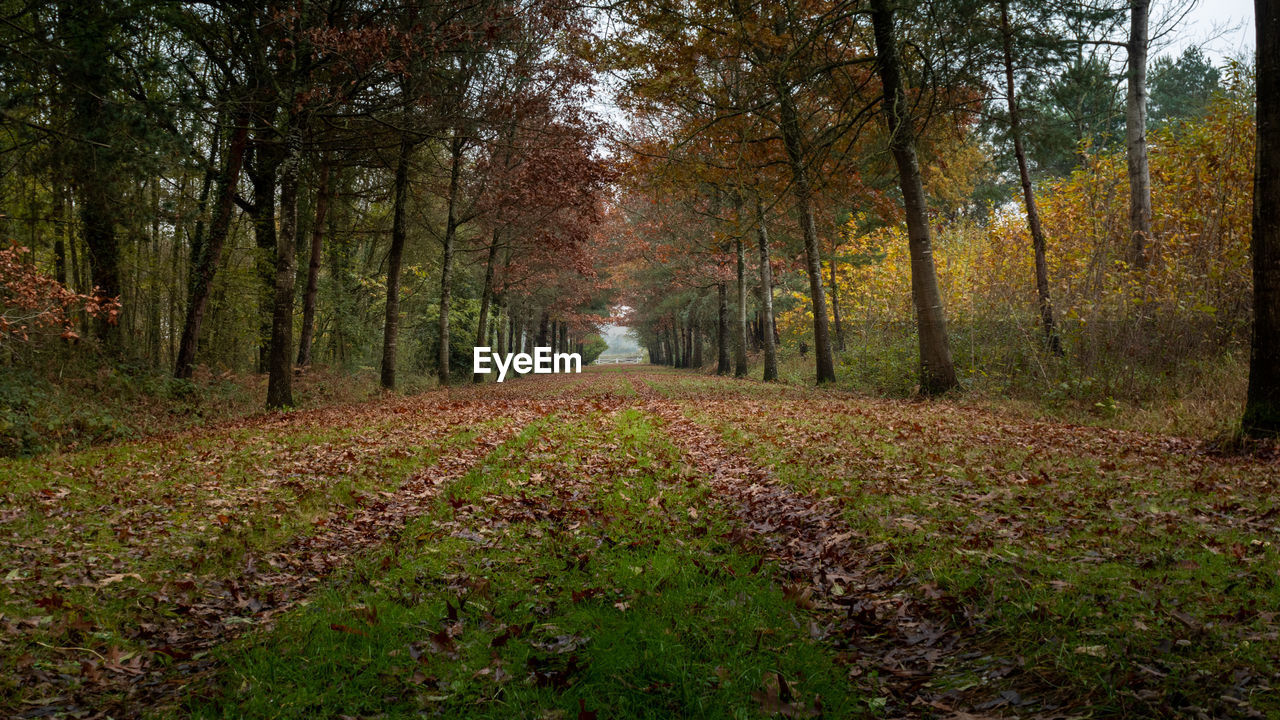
175,109,251,379
777,85,837,383
1244,0,1280,437
870,0,958,394
437,127,466,385
717,282,731,375
380,135,413,390
1000,0,1062,354
297,157,331,366
755,196,778,381
266,123,301,409
1126,0,1153,268
57,0,125,346
734,234,749,377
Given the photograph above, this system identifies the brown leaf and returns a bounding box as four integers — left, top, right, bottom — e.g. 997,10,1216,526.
750,672,818,718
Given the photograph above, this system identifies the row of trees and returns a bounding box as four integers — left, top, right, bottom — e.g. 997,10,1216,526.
0,0,614,405
604,0,1278,436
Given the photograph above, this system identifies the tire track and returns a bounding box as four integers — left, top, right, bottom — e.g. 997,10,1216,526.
629,375,1005,720
11,391,559,719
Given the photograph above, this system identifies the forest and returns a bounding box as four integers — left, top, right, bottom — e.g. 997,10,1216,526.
2,0,1279,718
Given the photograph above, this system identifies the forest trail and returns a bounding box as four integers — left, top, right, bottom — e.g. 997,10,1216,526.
2,368,1277,719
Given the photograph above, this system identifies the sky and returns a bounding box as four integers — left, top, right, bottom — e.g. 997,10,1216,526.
1170,0,1255,63
600,325,641,356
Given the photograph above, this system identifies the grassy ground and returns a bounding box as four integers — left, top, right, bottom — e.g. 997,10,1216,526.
0,358,412,458
644,371,1279,717
190,403,851,719
1,367,1276,718
768,344,1249,439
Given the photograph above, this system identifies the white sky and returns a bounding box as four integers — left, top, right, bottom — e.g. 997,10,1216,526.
1168,0,1255,63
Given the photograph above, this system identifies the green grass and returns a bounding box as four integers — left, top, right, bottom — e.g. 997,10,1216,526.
5,368,1274,718
757,329,1248,438
0,358,405,458
644,374,1280,716
0,398,514,713
189,408,860,719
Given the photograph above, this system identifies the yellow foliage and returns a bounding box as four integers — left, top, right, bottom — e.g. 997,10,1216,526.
778,87,1254,344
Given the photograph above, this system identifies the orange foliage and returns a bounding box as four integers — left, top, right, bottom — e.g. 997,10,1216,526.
0,243,119,344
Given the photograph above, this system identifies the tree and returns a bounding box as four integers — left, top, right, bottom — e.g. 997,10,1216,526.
296,157,332,366
1000,0,1062,354
755,196,779,381
734,234,749,377
776,82,838,383
1021,55,1123,177
266,123,302,409
1149,46,1221,124
870,0,958,395
175,109,251,379
1126,0,1153,268
380,129,414,390
1244,0,1280,437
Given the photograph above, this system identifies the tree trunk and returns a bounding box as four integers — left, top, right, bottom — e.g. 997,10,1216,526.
496,300,507,356
1126,0,1152,268
1245,0,1280,436
870,0,958,394
1001,0,1063,355
54,190,68,285
537,310,549,347
734,237,749,377
756,196,779,381
250,123,281,374
474,229,500,382
381,137,413,389
828,236,845,352
266,125,301,409
78,178,120,346
508,307,517,355
188,116,220,297
297,157,331,366
327,168,350,368
437,130,464,386
693,322,703,367
60,0,120,347
778,87,836,384
175,110,250,380
716,282,731,374
149,178,163,364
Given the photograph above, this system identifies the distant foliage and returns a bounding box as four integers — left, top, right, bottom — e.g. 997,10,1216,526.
580,334,608,365
1150,47,1223,125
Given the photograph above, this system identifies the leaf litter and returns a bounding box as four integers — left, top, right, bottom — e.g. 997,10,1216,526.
3,369,1277,718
